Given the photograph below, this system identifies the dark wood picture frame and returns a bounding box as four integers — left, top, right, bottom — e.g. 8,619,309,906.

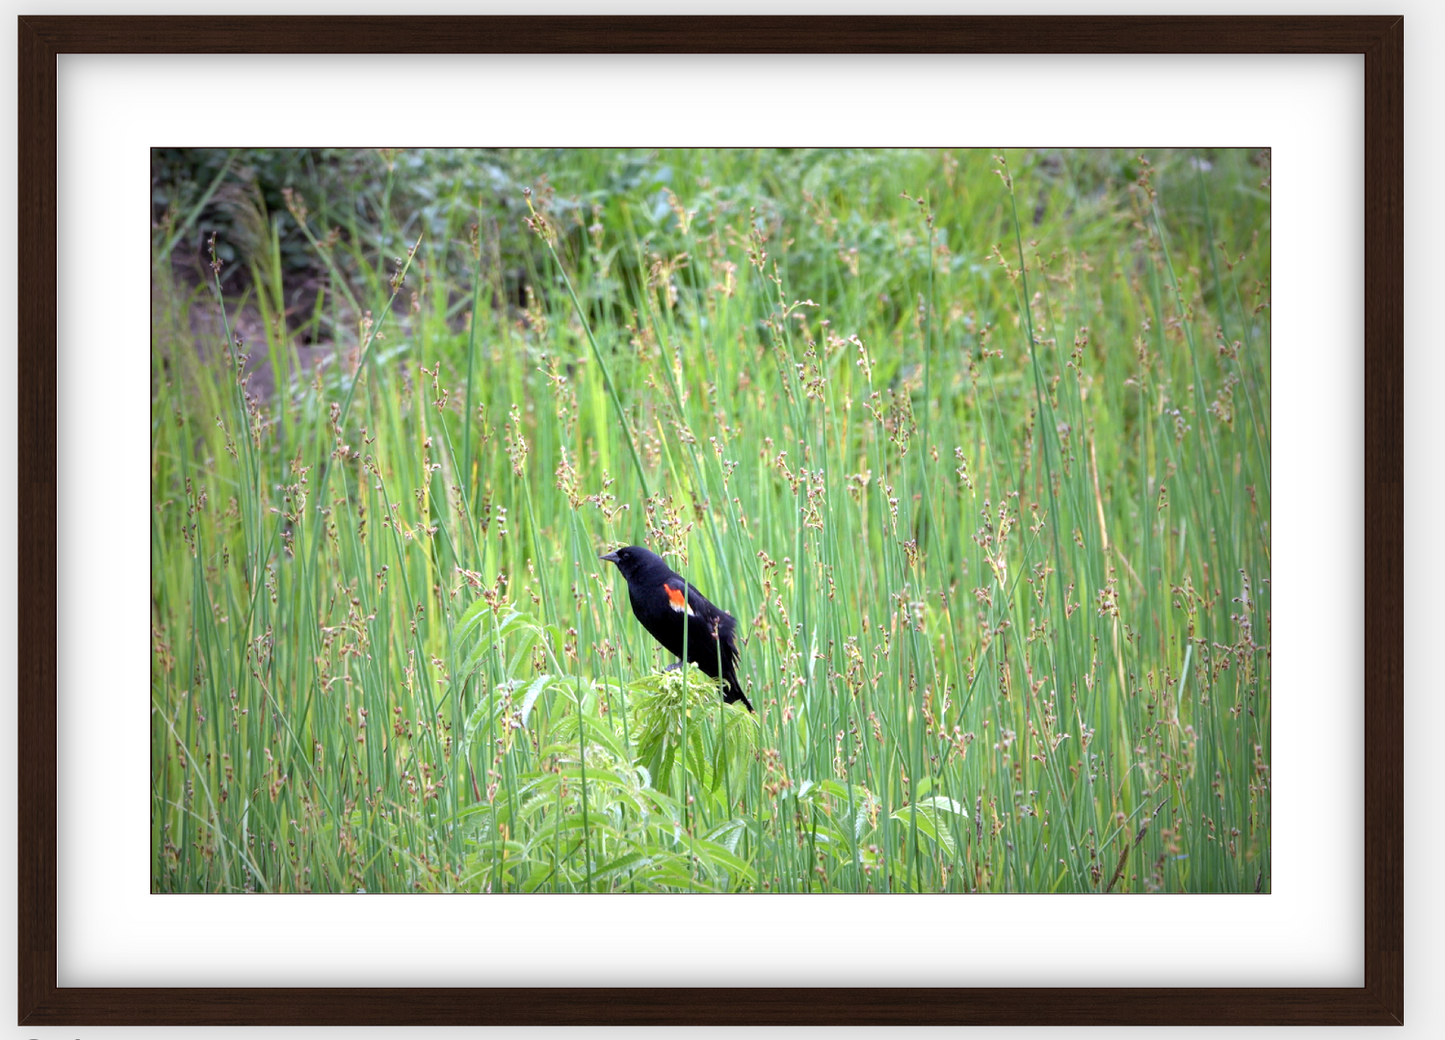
17,15,1402,1027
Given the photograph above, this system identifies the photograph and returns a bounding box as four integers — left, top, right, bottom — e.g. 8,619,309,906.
150,146,1272,895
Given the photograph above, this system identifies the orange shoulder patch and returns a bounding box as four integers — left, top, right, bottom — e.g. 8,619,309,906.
664,584,688,611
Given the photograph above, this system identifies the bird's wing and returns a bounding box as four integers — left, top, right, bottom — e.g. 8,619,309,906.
660,577,699,617
715,610,740,672
664,578,736,629
664,578,738,665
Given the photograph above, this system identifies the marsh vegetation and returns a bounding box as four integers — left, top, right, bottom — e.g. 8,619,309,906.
151,148,1271,893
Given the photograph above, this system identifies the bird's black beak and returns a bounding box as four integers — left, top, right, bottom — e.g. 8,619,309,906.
600,550,620,564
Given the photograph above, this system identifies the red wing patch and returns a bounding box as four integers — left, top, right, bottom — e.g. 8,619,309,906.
663,583,694,615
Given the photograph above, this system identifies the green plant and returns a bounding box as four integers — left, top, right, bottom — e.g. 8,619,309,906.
152,147,1270,893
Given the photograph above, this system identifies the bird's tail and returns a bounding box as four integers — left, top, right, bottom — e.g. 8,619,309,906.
723,672,754,713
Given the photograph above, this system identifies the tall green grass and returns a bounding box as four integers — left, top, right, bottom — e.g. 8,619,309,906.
151,148,1270,893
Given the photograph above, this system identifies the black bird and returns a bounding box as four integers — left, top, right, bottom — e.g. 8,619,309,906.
600,545,753,712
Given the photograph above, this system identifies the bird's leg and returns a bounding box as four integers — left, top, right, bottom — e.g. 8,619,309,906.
664,660,684,672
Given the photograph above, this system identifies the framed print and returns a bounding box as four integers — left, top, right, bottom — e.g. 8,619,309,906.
17,15,1401,1027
